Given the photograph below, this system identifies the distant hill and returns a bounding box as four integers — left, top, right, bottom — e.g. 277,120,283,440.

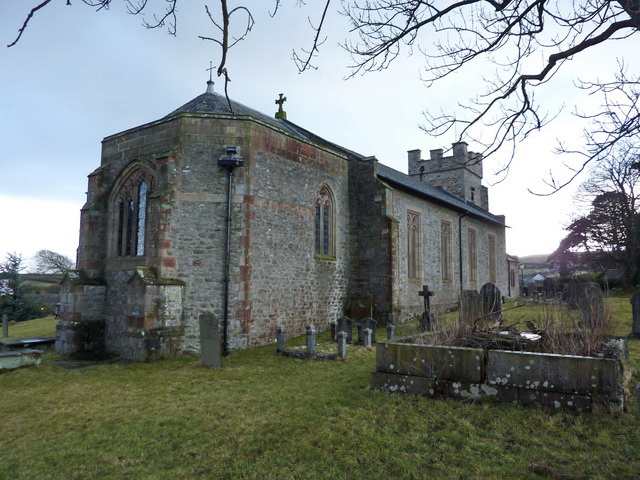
519,254,551,264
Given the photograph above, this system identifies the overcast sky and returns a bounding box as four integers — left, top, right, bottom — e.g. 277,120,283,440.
1,2,633,269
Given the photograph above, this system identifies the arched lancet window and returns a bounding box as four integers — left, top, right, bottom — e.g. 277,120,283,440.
111,167,154,257
407,211,421,279
315,185,335,257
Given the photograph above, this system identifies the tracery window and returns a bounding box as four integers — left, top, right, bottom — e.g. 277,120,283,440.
468,228,477,283
441,220,453,283
111,168,153,257
407,211,421,279
315,185,335,257
488,234,497,283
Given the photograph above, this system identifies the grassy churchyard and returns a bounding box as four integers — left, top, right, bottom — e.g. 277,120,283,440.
1,300,639,480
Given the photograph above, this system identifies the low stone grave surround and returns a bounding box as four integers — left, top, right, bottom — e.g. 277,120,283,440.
0,336,55,352
0,349,42,371
371,334,629,412
276,322,382,360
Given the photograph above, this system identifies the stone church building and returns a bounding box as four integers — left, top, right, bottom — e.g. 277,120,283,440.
56,81,515,360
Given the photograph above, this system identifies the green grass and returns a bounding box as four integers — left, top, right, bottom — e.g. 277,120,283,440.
3,315,56,340
1,305,639,480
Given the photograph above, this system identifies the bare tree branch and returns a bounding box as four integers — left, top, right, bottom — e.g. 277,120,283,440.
292,0,332,72
199,1,254,113
8,0,640,194
8,0,56,48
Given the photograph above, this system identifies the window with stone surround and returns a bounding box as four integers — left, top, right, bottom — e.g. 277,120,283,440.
407,210,421,279
109,166,154,257
488,234,497,283
315,185,335,258
468,228,477,283
440,220,453,283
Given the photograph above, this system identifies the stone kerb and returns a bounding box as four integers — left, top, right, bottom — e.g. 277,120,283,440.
0,349,42,371
372,335,628,411
375,337,485,383
486,350,620,397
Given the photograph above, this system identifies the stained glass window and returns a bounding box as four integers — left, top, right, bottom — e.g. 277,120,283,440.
407,211,420,279
315,186,334,257
441,221,452,282
113,171,151,257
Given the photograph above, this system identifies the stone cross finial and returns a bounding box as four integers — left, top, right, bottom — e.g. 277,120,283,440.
275,93,287,120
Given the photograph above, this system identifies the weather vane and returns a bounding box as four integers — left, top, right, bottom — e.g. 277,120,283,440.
206,61,216,82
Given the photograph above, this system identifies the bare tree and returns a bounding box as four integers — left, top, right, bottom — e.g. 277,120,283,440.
8,1,640,189
33,249,74,275
341,1,640,190
549,140,640,285
8,0,253,111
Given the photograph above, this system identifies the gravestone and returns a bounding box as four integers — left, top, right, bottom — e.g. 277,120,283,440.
330,321,337,340
337,331,347,359
363,328,373,348
2,314,7,338
459,290,483,326
543,277,558,299
630,293,640,338
418,284,435,330
306,325,316,354
358,317,377,345
577,282,605,327
564,278,582,309
276,326,286,352
336,317,354,343
199,311,221,368
480,282,502,323
386,324,395,341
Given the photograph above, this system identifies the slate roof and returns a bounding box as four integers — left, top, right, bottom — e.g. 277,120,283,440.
376,163,506,226
165,83,348,156
167,84,505,226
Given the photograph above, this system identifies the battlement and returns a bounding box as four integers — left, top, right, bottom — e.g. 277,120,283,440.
408,142,488,209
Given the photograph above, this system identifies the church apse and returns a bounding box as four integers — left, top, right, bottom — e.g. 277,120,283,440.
57,80,511,362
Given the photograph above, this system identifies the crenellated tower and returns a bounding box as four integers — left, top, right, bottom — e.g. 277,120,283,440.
407,141,489,210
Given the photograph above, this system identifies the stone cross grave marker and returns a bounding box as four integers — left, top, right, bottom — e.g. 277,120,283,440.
199,311,222,368
358,317,377,345
480,282,502,323
459,290,483,326
336,317,354,343
630,293,640,338
418,284,435,330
